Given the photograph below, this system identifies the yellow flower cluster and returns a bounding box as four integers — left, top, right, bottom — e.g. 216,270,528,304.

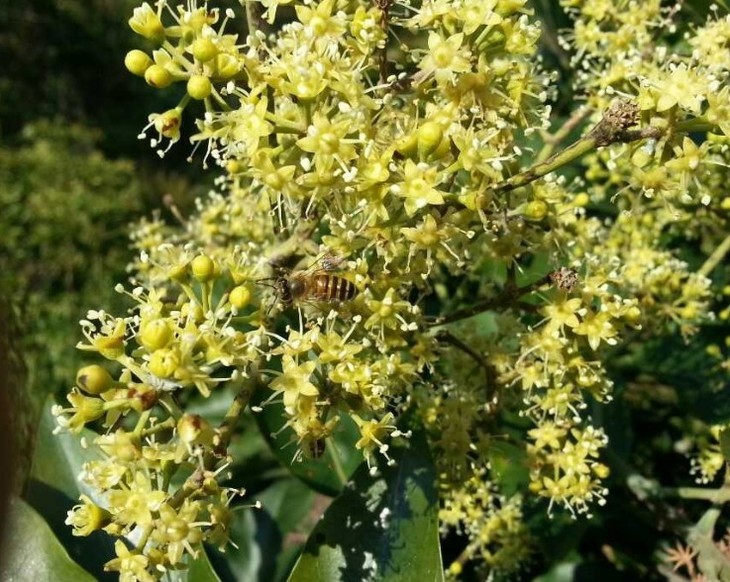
53,0,730,578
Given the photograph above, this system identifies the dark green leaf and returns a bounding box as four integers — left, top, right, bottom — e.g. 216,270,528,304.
720,428,730,461
488,440,529,496
287,427,443,582
29,395,100,499
0,497,96,582
257,478,317,534
26,396,116,580
183,546,222,582
214,479,317,582
252,392,363,496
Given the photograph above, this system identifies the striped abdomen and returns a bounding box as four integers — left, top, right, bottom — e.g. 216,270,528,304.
310,274,357,302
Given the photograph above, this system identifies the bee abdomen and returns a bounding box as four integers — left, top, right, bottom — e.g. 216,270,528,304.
312,274,357,302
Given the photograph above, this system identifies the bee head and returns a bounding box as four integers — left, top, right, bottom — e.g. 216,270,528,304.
289,277,306,298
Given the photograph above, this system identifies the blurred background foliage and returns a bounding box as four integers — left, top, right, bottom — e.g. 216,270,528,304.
0,0,209,404
1,0,730,580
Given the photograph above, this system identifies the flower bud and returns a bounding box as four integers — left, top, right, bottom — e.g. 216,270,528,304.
593,463,610,479
139,319,173,351
395,133,418,158
416,121,444,159
129,3,165,43
76,365,114,395
187,75,212,100
144,64,173,89
497,0,527,16
522,200,548,221
191,254,216,282
192,38,218,62
229,285,252,309
124,50,153,76
573,192,590,207
706,344,722,358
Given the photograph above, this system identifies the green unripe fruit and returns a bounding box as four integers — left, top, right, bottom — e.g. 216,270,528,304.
76,365,114,395
124,50,153,76
192,38,218,62
139,319,173,351
187,75,212,100
144,64,173,89
191,254,216,282
229,285,252,310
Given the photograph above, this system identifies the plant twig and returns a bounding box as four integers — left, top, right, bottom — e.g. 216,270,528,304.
448,101,665,211
374,0,394,85
537,105,593,162
169,380,259,508
430,273,549,326
436,330,498,403
699,232,730,278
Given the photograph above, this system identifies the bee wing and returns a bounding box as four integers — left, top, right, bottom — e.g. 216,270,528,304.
302,250,344,275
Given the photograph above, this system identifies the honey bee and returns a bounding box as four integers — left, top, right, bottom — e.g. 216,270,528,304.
273,253,358,308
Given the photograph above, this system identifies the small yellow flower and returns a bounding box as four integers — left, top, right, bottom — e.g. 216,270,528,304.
390,160,445,216
270,355,319,410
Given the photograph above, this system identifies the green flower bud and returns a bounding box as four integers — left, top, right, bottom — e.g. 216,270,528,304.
395,133,418,158
191,254,216,282
144,64,173,89
139,319,173,351
229,285,252,310
593,463,610,479
522,200,548,221
187,75,212,100
76,365,114,395
124,50,153,77
417,121,444,159
192,38,218,62
573,192,590,207
496,0,527,16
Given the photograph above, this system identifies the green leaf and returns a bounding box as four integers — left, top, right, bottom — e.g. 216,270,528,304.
488,440,529,496
212,478,317,582
29,396,100,499
719,428,730,461
167,546,222,582
25,396,116,580
252,392,363,496
287,427,443,582
0,497,95,582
